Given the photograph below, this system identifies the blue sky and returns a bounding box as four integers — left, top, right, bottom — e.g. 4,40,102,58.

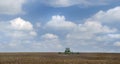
0,0,120,52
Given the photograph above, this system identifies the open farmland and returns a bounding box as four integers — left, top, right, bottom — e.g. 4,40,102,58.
0,53,120,64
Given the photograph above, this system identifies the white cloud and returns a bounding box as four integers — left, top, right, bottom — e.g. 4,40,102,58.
95,34,120,42
0,17,37,49
108,34,120,39
10,17,33,30
1,6,120,52
41,33,58,40
32,40,63,52
67,21,117,40
9,42,19,47
30,31,37,36
89,6,120,22
43,0,73,7
36,22,41,28
0,43,4,48
31,33,63,52
0,17,36,40
66,21,117,45
7,31,36,39
9,17,37,39
0,0,26,15
82,21,117,33
44,15,118,49
65,6,120,51
96,36,109,42
42,0,110,7
46,15,77,30
69,6,120,45
114,42,120,46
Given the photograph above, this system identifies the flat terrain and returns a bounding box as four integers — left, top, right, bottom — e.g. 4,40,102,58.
0,53,120,64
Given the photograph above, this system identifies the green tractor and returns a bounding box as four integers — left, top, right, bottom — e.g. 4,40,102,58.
64,48,71,54
58,48,79,54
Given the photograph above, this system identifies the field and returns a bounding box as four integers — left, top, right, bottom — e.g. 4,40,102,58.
0,53,120,64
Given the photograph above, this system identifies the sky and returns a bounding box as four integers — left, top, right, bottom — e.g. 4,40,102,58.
0,0,120,52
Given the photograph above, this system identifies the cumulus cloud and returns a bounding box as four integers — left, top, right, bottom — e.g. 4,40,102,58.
108,34,120,39
45,15,77,30
62,5,120,51
0,0,26,15
44,14,119,51
81,21,117,33
1,6,120,52
32,40,63,52
68,6,120,48
67,21,117,40
65,6,120,48
114,42,120,47
31,33,63,52
0,17,36,40
41,33,58,40
89,6,120,23
62,14,119,50
29,31,37,36
10,17,33,30
36,22,41,28
9,17,36,38
42,0,111,7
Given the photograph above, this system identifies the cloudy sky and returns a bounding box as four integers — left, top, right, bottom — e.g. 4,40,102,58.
0,0,120,52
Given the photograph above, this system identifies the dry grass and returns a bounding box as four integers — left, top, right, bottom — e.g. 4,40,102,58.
0,53,120,64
